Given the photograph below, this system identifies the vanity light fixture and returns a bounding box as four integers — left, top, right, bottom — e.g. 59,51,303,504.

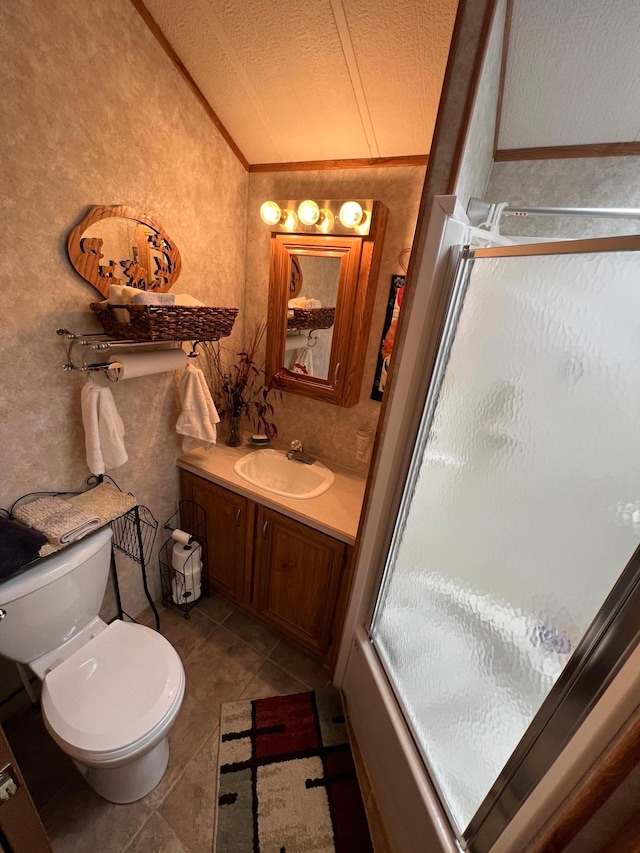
260,199,373,235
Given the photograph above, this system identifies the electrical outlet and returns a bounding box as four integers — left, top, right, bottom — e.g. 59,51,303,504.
355,427,373,463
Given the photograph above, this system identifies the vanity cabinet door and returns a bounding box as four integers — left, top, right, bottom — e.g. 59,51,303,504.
0,726,52,853
254,506,346,656
180,471,254,605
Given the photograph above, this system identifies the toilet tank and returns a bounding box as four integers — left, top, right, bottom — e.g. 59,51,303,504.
0,527,112,664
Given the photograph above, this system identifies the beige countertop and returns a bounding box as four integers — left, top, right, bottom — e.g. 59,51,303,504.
177,443,367,545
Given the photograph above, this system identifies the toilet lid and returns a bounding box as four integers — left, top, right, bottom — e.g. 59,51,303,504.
41,620,184,754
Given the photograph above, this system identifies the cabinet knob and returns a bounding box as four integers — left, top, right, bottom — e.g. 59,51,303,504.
262,520,269,538
236,508,242,526
333,361,341,385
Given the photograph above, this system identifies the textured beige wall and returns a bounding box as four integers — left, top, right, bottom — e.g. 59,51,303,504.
486,156,640,239
0,0,424,711
0,0,248,679
246,167,426,471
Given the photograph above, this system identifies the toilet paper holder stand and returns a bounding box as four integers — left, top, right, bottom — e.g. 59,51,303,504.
158,500,209,620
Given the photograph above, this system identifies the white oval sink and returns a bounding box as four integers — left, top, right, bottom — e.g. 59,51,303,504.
233,449,335,499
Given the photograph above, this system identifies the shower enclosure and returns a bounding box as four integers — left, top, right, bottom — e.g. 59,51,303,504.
367,233,640,850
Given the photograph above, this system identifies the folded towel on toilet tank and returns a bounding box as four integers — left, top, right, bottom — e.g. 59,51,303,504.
0,516,47,575
13,496,101,545
66,481,136,525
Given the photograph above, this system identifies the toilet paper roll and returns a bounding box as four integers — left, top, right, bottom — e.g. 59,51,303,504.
172,541,202,575
172,569,202,605
107,349,187,381
171,528,193,546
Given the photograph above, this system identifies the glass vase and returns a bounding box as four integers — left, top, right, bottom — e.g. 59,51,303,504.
226,415,242,447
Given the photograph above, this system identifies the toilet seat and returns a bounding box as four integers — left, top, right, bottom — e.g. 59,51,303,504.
41,620,184,764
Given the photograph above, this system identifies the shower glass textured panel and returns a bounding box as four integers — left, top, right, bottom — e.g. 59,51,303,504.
370,249,640,834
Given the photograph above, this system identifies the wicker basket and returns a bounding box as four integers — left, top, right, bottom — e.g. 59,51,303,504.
287,307,335,331
90,302,238,342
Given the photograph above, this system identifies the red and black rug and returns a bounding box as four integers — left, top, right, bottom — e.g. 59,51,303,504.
215,688,374,853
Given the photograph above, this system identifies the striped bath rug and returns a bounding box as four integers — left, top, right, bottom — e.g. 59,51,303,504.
215,688,374,852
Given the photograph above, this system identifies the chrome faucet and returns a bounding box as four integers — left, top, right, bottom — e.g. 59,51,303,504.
286,439,316,465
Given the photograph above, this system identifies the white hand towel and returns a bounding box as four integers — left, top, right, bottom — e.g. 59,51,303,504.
176,362,221,452
81,378,128,475
287,345,314,375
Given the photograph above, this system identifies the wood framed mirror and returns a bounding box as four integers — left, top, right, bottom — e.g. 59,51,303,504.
266,201,388,407
67,205,182,297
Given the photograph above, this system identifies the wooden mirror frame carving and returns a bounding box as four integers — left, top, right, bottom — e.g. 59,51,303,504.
266,201,388,407
67,205,182,297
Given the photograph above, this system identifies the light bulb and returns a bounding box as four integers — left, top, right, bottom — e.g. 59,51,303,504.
282,208,298,231
260,201,283,225
317,208,335,233
354,209,371,235
339,201,364,228
298,200,320,226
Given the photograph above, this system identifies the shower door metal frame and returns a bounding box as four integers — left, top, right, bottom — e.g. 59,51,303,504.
368,233,640,852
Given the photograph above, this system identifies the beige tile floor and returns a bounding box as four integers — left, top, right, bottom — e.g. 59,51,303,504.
4,594,337,853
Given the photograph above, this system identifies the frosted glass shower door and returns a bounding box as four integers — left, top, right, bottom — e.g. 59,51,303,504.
369,238,640,847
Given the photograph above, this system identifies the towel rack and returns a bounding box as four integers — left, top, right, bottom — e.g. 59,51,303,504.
286,329,319,347
57,328,200,376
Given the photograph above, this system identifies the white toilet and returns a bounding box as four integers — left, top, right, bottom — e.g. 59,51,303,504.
0,527,185,803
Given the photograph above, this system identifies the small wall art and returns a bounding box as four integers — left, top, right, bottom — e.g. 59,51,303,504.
371,274,405,401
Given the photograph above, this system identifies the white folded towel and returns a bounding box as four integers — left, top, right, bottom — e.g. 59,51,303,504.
287,297,322,309
176,362,221,452
108,284,140,303
131,291,176,306
81,378,128,475
174,294,205,306
108,284,140,323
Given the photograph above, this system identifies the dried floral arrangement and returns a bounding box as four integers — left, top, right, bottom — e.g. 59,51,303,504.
200,323,280,443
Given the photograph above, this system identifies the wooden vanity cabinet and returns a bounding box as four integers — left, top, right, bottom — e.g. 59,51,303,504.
180,472,254,606
179,470,352,664
254,506,346,656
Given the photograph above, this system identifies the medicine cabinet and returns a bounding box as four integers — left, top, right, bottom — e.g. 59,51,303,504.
265,201,388,407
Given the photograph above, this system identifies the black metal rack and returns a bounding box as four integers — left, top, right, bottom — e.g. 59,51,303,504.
159,500,208,619
7,476,160,631
110,503,160,631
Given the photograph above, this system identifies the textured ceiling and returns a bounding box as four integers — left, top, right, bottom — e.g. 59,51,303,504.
136,0,640,165
141,0,458,164
499,0,640,149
